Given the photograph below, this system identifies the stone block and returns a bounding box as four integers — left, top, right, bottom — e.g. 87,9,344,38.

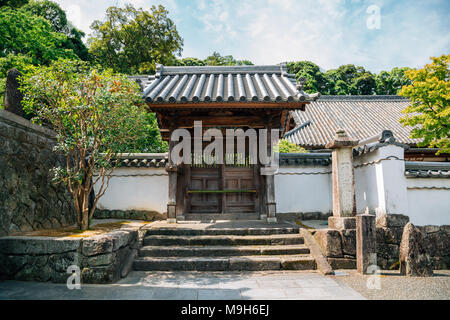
376,243,399,270
376,214,409,228
328,257,357,269
400,223,433,277
328,216,356,230
281,257,316,270
313,229,343,258
81,235,114,257
356,214,377,274
341,229,356,257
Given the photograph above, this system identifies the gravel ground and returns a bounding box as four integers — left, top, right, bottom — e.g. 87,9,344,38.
332,269,450,300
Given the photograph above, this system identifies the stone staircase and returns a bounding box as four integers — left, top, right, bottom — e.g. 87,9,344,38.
133,225,317,271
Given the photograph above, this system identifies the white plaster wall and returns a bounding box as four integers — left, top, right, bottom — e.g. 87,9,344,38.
354,145,408,217
95,167,168,213
354,162,379,215
275,166,332,214
406,178,450,226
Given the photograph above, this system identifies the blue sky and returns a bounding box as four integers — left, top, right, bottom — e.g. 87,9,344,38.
54,0,450,73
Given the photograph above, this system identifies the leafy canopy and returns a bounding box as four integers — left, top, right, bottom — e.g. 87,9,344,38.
0,6,77,65
22,0,89,60
88,4,183,74
277,139,308,153
399,54,450,154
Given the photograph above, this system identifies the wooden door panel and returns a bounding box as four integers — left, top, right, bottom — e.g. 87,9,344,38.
189,167,220,213
223,167,256,213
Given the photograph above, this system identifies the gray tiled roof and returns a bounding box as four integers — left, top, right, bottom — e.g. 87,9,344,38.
286,95,421,148
132,64,318,104
113,153,168,168
405,161,450,178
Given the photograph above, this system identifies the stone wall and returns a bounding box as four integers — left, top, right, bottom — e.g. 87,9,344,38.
0,109,76,236
376,214,410,269
0,223,145,283
313,214,449,271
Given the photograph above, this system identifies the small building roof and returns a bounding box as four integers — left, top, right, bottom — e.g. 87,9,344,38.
132,64,318,104
285,95,421,149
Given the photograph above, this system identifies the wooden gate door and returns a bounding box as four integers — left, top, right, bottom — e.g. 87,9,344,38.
187,164,257,214
188,166,221,213
222,166,256,213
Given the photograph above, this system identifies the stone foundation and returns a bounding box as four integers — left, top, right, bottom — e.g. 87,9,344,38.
94,209,166,221
276,212,332,222
0,223,146,283
314,214,449,271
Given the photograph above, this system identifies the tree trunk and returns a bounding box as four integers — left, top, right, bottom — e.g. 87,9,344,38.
79,190,90,231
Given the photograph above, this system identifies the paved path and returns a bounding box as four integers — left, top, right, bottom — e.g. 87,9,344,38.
0,271,365,300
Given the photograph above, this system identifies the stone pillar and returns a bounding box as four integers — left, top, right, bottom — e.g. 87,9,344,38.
262,123,277,223
265,171,277,223
166,129,177,224
4,68,24,117
326,129,358,230
356,214,377,274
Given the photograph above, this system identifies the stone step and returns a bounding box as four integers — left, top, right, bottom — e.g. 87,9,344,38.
145,227,300,236
183,213,260,221
139,244,310,257
142,234,305,246
133,255,316,271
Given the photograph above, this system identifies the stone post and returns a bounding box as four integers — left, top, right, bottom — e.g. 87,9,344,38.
326,129,358,230
3,68,24,117
166,129,177,224
265,171,277,223
356,214,377,274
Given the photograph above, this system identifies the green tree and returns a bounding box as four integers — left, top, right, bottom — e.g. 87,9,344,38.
376,67,412,95
0,7,77,65
88,4,183,74
325,64,376,95
176,57,206,66
0,0,29,8
203,52,253,66
22,0,89,60
287,61,330,94
21,59,151,230
399,54,449,154
277,139,307,153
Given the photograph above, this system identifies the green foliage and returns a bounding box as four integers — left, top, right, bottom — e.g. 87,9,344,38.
287,61,329,94
176,57,206,66
399,54,450,154
203,51,253,66
376,67,412,95
325,64,376,95
22,0,89,60
0,6,77,65
0,0,29,8
175,52,253,67
88,4,183,74
277,139,308,153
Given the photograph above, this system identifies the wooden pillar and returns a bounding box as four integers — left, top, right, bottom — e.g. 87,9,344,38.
326,129,358,230
166,127,177,224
